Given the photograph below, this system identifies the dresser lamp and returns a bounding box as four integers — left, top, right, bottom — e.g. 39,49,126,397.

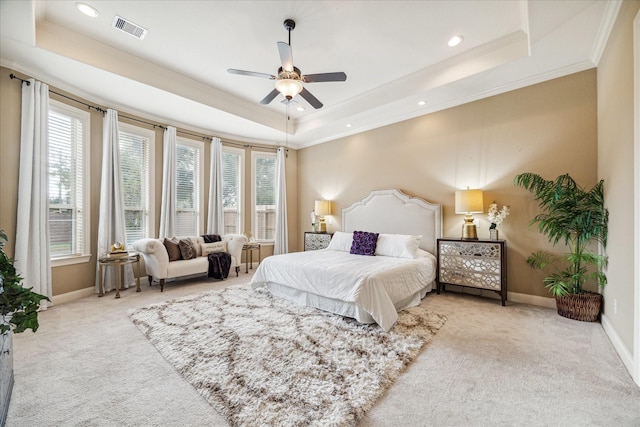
314,200,332,233
455,189,484,240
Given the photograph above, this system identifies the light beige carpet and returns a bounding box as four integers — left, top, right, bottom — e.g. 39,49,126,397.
6,272,640,426
129,285,446,426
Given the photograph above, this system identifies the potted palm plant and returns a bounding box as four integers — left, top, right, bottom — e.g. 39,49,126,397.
1,229,49,426
514,173,608,321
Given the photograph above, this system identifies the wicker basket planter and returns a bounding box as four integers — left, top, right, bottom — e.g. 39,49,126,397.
555,292,602,322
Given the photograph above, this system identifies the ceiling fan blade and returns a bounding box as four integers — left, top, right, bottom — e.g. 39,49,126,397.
260,89,280,105
277,41,294,72
228,69,276,79
299,87,323,109
302,72,347,83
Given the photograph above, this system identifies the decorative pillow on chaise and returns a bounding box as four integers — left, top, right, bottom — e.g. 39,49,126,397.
200,241,227,256
178,238,197,260
163,237,182,262
350,231,379,256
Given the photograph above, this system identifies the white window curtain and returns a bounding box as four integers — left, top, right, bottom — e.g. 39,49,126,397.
95,109,133,293
14,79,52,309
273,147,288,255
207,137,224,234
159,126,177,239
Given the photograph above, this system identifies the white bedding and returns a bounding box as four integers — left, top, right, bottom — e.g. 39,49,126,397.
250,249,437,331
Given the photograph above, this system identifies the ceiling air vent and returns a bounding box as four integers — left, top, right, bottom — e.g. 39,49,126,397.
112,15,148,40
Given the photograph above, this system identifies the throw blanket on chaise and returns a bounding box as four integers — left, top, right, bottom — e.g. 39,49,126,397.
202,234,231,279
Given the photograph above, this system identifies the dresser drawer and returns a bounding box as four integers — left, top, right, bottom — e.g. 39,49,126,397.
304,232,333,251
437,239,507,305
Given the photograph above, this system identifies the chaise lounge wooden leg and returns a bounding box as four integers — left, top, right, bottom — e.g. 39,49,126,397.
160,279,165,292
148,275,153,286
236,266,239,277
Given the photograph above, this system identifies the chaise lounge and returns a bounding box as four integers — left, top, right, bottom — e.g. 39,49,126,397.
132,234,248,291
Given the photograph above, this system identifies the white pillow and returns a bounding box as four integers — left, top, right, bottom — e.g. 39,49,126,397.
325,231,353,252
200,241,227,256
375,234,422,259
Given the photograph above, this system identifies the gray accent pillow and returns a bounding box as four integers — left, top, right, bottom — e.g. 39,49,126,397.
178,238,197,260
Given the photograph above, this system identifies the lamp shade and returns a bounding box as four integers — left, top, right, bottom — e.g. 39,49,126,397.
275,79,303,99
455,189,484,214
314,200,332,216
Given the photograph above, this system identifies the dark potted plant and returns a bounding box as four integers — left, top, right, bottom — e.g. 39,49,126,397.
0,230,49,334
514,173,608,321
1,229,49,426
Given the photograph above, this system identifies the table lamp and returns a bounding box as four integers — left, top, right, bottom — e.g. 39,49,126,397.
314,200,332,233
455,189,484,240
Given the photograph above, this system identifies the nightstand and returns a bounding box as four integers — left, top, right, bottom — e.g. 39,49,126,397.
304,232,333,251
437,238,507,305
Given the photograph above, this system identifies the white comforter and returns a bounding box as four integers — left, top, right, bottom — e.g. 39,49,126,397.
250,249,436,330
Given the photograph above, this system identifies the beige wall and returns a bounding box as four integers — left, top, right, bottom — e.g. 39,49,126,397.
0,61,619,306
0,67,298,296
298,70,598,299
597,1,640,357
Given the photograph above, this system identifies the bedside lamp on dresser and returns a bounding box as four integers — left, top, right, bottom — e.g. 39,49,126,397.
454,188,484,240
314,200,332,233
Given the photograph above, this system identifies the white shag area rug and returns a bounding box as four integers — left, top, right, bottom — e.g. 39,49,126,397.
128,285,446,427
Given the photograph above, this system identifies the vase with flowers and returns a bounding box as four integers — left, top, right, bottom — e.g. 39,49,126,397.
487,203,510,240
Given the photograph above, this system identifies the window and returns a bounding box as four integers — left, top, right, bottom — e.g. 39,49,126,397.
118,123,155,246
251,151,277,242
222,147,243,234
48,100,90,263
175,137,204,236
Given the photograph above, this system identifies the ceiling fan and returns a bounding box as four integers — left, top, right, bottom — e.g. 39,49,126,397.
227,19,347,109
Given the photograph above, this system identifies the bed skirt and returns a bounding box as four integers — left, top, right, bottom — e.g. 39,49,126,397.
259,280,435,328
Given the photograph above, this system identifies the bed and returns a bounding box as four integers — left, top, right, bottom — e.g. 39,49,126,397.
250,189,442,331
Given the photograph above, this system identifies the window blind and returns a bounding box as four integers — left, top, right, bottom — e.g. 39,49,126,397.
176,142,201,236
48,107,86,257
222,150,242,234
119,129,150,246
254,154,276,241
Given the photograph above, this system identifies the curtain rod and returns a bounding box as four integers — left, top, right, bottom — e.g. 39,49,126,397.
9,72,287,153
9,73,30,85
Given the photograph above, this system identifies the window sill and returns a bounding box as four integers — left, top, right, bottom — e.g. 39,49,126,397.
51,254,92,268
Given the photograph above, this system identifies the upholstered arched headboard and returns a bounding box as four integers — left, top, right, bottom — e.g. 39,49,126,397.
342,189,442,255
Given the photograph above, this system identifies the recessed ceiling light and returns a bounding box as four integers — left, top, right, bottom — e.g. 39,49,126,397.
448,35,464,47
418,100,426,106
76,2,100,17
296,106,305,112
346,124,352,128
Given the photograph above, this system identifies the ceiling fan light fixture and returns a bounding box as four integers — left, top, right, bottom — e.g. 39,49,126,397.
275,79,303,99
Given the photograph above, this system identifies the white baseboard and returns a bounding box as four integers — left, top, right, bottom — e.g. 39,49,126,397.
508,292,556,309
440,285,556,308
51,286,95,306
601,314,636,384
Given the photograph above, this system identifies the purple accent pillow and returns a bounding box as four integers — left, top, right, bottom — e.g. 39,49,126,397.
350,231,379,256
